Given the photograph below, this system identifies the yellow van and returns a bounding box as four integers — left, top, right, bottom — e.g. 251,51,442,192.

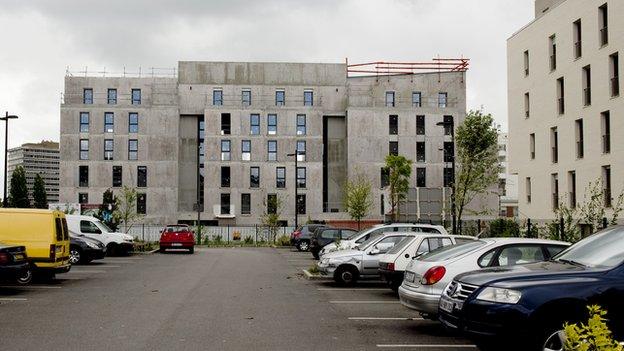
0,209,71,276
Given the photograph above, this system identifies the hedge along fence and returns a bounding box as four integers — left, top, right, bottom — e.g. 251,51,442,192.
125,224,296,244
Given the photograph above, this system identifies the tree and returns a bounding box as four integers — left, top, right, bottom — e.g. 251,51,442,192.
95,189,119,231
344,173,373,230
32,174,48,209
8,166,29,208
454,110,500,234
113,186,142,232
383,155,412,222
261,194,284,243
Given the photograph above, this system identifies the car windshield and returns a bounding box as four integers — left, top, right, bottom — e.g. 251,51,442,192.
94,220,113,233
356,232,391,250
419,240,488,262
345,230,361,240
386,236,416,255
166,226,188,232
553,227,624,268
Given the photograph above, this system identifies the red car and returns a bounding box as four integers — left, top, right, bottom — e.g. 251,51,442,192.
159,224,195,254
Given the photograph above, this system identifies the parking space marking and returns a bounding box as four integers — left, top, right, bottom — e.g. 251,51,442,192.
318,288,389,291
329,300,400,304
0,298,28,301
377,345,477,349
348,317,424,321
66,270,107,274
0,285,61,289
105,256,143,260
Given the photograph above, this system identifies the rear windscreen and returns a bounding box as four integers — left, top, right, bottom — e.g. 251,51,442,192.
55,218,63,241
61,218,69,240
419,240,487,262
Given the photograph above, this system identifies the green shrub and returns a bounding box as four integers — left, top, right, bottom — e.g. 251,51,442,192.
564,305,623,351
488,218,520,237
276,235,290,246
308,264,319,274
213,234,223,244
243,236,254,245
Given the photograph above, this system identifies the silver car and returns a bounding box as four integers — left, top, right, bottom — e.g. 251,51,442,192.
398,238,570,318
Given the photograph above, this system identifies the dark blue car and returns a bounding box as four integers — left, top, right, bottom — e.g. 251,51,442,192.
438,226,624,351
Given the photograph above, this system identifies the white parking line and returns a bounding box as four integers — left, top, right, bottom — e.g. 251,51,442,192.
377,345,477,349
0,285,61,289
101,261,136,264
318,288,390,291
349,317,424,321
89,265,121,268
105,257,143,260
0,298,28,301
66,270,107,274
329,300,400,304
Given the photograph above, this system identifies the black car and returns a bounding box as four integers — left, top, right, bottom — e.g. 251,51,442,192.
70,235,106,265
0,243,32,284
309,227,358,259
290,224,326,251
438,226,624,351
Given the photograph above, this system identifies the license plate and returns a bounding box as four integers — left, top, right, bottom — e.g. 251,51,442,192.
172,243,182,247
404,271,415,283
440,297,462,313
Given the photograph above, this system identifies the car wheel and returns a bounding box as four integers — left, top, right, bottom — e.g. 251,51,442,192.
298,241,310,252
107,243,118,256
542,330,566,351
312,251,319,260
334,265,358,286
69,246,82,265
16,266,33,285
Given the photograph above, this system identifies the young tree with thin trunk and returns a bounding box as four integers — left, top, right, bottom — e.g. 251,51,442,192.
344,173,373,230
113,186,142,232
9,166,30,208
261,194,284,243
383,155,412,222
32,173,48,209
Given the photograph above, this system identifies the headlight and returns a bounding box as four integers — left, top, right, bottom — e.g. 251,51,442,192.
476,287,522,304
320,258,329,266
86,241,99,249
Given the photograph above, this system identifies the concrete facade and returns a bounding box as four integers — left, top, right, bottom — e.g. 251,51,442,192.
508,0,622,220
498,133,518,217
61,61,469,225
8,141,60,203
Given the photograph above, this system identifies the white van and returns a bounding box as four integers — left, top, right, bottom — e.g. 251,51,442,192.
65,215,134,255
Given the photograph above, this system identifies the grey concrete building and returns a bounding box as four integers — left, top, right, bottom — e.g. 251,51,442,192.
60,60,470,225
8,141,60,203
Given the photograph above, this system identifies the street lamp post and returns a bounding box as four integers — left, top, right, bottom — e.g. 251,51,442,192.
1,112,18,207
436,118,457,234
287,150,303,229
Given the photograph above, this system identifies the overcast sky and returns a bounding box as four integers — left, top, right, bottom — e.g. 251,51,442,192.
0,0,533,192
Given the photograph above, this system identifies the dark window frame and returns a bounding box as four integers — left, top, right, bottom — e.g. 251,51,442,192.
128,139,138,160
80,112,89,132
276,167,286,188
137,166,147,188
107,88,117,104
104,112,114,133
129,112,139,133
131,89,141,105
104,139,114,161
79,166,89,187
113,166,123,187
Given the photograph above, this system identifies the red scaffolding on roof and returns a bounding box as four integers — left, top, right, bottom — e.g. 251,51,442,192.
346,58,469,77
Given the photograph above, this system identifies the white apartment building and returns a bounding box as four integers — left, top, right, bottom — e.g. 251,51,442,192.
498,133,518,217
508,0,622,220
7,141,60,203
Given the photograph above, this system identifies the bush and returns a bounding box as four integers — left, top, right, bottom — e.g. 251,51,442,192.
308,264,319,274
243,236,253,245
213,234,223,244
564,305,623,351
275,235,290,247
488,218,520,237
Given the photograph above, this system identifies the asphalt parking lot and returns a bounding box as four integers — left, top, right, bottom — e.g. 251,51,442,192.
0,247,475,351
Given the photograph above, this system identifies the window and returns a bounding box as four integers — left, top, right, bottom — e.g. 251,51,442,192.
412,92,422,107
601,111,611,154
221,113,231,135
297,167,306,188
389,115,398,135
529,133,535,159
573,19,582,59
104,112,114,133
297,140,306,162
444,142,454,162
220,194,230,215
78,193,88,204
526,177,532,203
221,166,230,187
129,113,139,133
575,119,584,159
603,165,612,207
297,114,306,135
557,77,565,114
83,88,93,104
297,194,306,214
250,167,260,188
304,90,313,106
242,89,251,106
380,194,385,215
381,168,389,188
79,166,88,187
242,140,251,161
131,89,141,105
524,93,530,118
551,173,559,210
113,166,122,187
128,139,138,160
583,65,591,106
549,35,557,71
107,89,117,104
213,89,223,106
443,115,453,135
416,142,425,162
496,245,545,266
438,92,448,108
79,139,89,160
137,166,147,187
221,140,231,161
389,141,398,156
241,194,251,214
80,112,89,132
385,91,395,107
610,52,619,97
599,3,608,46
415,115,425,135
416,167,426,187
275,90,285,106
268,114,277,135
267,140,277,161
523,50,530,76
550,127,558,163
250,114,260,135
104,139,114,160
569,171,576,209
444,168,453,187
276,167,286,188
137,193,146,215
267,194,277,214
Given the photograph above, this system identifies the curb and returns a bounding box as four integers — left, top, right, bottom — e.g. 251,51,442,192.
302,269,332,281
131,248,159,255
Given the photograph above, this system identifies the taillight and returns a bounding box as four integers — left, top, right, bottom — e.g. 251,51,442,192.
292,231,301,238
49,244,56,260
387,262,395,271
421,266,446,285
0,252,9,264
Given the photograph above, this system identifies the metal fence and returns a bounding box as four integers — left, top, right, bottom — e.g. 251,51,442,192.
124,224,296,243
